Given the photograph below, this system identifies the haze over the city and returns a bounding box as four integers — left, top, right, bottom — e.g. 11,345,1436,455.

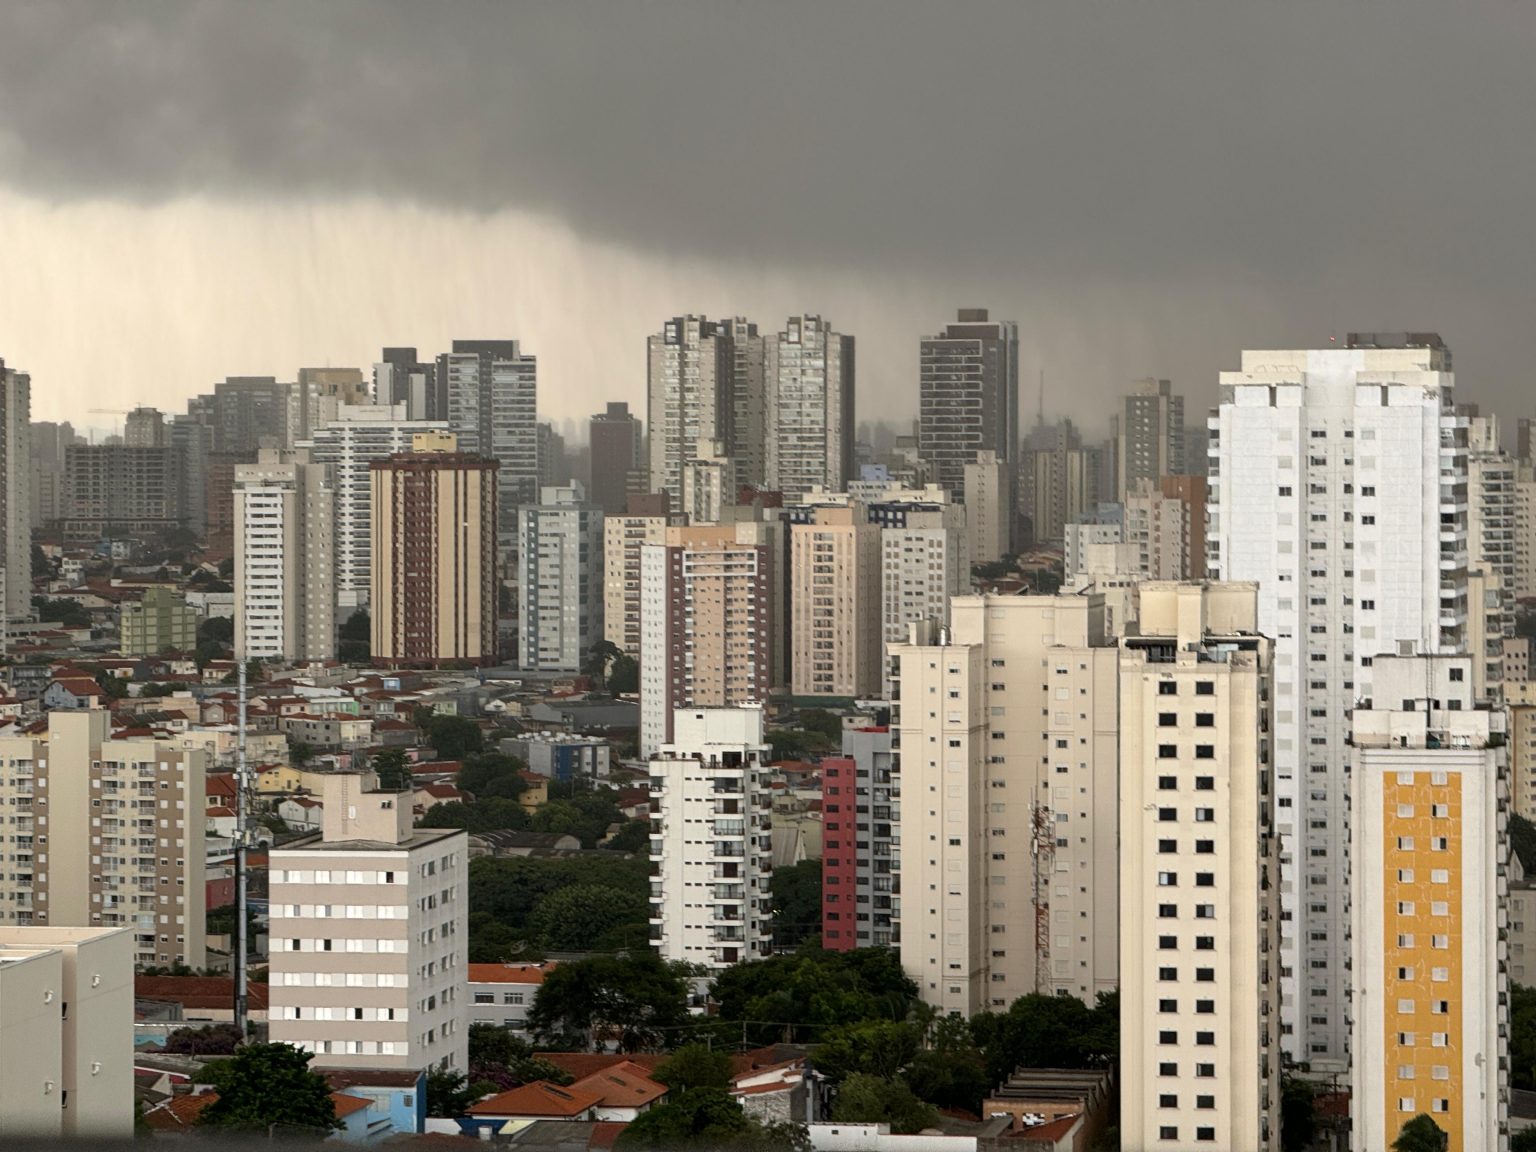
3,0,1535,430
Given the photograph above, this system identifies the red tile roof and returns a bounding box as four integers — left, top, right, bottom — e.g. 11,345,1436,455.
535,1053,666,1080
467,1080,603,1118
569,1063,667,1109
331,1092,373,1119
134,975,269,1011
468,962,554,985
144,1091,218,1129
589,1121,628,1149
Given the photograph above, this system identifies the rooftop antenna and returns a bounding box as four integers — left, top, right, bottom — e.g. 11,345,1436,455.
233,653,250,1039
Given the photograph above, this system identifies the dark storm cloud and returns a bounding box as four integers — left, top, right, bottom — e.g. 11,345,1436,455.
3,0,1536,410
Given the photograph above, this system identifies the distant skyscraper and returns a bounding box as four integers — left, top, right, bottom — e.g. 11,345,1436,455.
789,505,882,699
1208,333,1466,1073
963,449,1013,566
437,340,539,545
647,316,734,512
211,376,296,454
917,309,1019,500
371,440,498,667
63,444,185,539
234,450,335,662
374,347,438,419
29,419,77,530
725,317,767,490
589,401,642,515
1020,420,1102,543
295,367,368,439
0,359,30,620
301,404,451,612
517,481,604,673
764,315,855,498
168,413,214,538
123,406,166,448
1115,378,1185,499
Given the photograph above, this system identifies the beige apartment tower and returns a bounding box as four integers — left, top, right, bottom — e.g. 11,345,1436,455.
892,594,1119,1016
604,508,673,658
370,442,498,667
234,449,336,662
270,772,469,1072
790,505,882,699
0,926,134,1141
1118,583,1280,1152
0,711,207,967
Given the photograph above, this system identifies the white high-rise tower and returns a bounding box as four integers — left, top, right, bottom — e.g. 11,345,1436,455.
1208,333,1466,1073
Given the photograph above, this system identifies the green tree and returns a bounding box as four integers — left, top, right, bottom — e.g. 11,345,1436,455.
370,747,413,791
528,952,692,1051
616,1088,761,1150
287,738,315,767
830,1073,938,1134
813,1020,920,1083
1280,1076,1317,1152
797,709,843,743
197,1043,340,1133
770,859,822,949
420,797,530,835
584,639,623,691
606,818,651,854
528,883,650,952
904,1015,991,1113
711,948,917,1045
425,1068,475,1118
654,1044,733,1094
33,596,91,628
139,681,177,698
31,543,53,578
1512,813,1536,873
424,713,484,759
1392,1113,1448,1152
609,654,640,695
1511,1128,1536,1152
163,1022,242,1056
339,609,371,663
199,615,234,645
458,750,529,800
765,729,830,763
95,671,129,699
1512,982,1536,1090
969,991,1117,1084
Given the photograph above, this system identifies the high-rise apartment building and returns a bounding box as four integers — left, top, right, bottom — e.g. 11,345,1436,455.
648,707,773,970
1208,333,1467,1073
517,481,604,673
1118,583,1280,1152
789,505,882,699
270,772,469,1072
63,444,185,539
1123,478,1197,581
1350,652,1507,1152
820,726,897,951
123,406,167,448
1517,463,1536,602
1116,378,1186,499
1,359,31,621
374,347,439,420
639,525,774,755
683,438,736,525
301,404,452,612
211,376,296,453
29,419,77,530
725,317,767,490
878,504,967,696
437,340,538,545
603,506,674,659
648,316,735,512
917,309,1019,500
370,442,498,667
963,449,1013,566
1467,412,1516,695
892,594,1119,1016
0,711,207,966
0,926,134,1141
234,449,336,662
1021,420,1102,544
168,413,214,538
764,315,855,498
589,402,643,515
296,367,369,440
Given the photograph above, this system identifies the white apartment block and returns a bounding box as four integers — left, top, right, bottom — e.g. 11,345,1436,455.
518,481,604,673
648,707,773,970
879,509,966,696
764,314,855,498
234,449,336,662
963,450,1012,567
790,505,882,699
604,511,672,657
892,594,1118,1017
1515,463,1536,601
1118,583,1280,1152
1208,334,1466,1073
1065,519,1123,583
1350,652,1508,1152
0,926,134,1141
0,711,206,967
300,403,450,611
439,340,539,545
270,772,469,1072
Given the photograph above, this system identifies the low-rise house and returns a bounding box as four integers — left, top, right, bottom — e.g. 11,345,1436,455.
321,1068,427,1139
465,1082,604,1134
276,795,325,831
570,1062,667,1122
469,962,556,1037
731,1058,823,1125
42,675,106,710
415,782,465,817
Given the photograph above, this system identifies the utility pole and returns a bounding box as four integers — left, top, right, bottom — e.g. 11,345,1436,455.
233,655,250,1038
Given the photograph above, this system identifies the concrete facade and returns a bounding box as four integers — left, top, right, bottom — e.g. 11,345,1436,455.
517,482,604,673
234,449,336,662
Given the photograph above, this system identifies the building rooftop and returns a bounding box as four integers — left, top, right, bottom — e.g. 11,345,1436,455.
274,827,462,854
468,961,556,986
468,1080,604,1118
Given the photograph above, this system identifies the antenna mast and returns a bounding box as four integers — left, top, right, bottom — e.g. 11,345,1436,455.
234,655,250,1037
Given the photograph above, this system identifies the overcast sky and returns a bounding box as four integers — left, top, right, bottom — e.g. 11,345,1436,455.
2,1,1533,436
